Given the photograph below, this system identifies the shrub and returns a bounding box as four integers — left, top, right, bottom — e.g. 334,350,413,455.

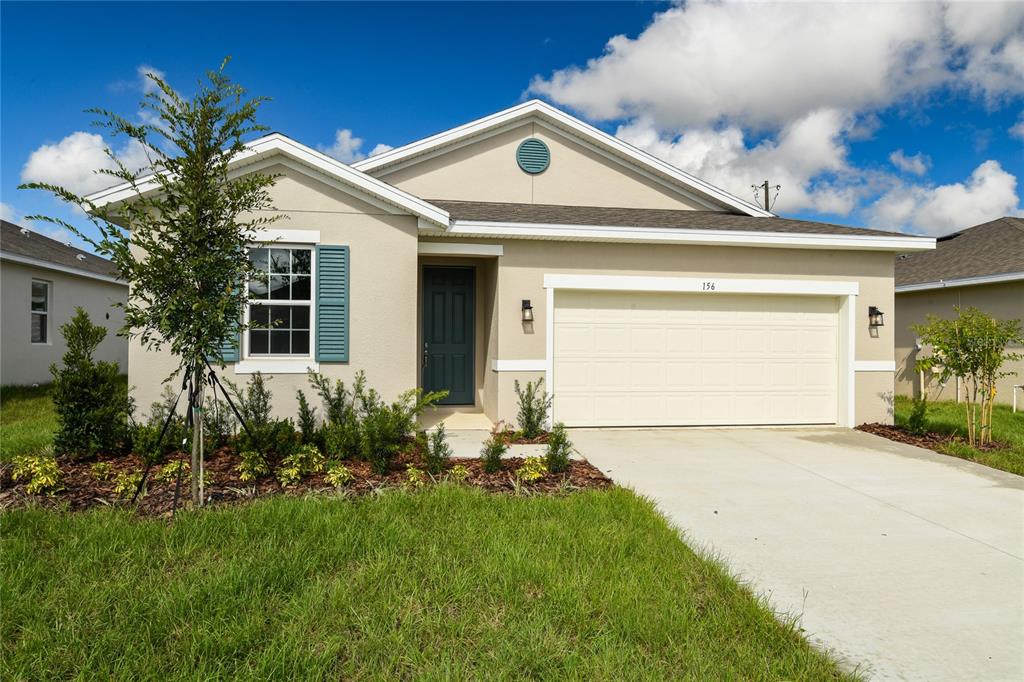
424,423,453,474
295,390,319,447
276,444,325,486
112,469,143,499
154,460,189,484
11,449,62,495
90,461,114,481
50,308,129,460
325,461,354,489
130,386,190,465
202,396,236,451
516,456,547,483
308,370,363,428
405,465,427,490
323,420,362,459
358,387,447,474
514,378,553,439
480,421,509,473
545,422,572,474
227,373,297,462
907,396,929,436
448,464,470,484
236,450,270,482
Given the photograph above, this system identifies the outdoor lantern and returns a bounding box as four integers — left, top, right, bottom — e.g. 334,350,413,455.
521,299,534,322
868,306,885,327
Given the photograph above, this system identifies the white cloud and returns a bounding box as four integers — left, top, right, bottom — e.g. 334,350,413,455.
21,131,151,196
0,202,19,222
889,150,931,176
1011,113,1024,140
868,161,1021,235
318,129,391,163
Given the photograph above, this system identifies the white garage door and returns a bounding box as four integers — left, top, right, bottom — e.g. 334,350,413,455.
553,290,839,426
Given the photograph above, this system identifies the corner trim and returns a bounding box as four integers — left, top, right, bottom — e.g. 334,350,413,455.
419,242,503,257
854,361,896,372
542,274,859,296
491,359,546,372
895,271,1024,292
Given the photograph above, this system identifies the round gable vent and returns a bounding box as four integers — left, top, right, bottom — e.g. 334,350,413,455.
516,138,550,174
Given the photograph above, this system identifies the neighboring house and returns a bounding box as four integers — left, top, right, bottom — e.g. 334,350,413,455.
87,100,933,427
0,220,128,386
895,217,1024,405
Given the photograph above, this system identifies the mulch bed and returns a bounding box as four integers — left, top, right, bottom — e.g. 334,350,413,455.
857,422,1009,453
0,448,612,517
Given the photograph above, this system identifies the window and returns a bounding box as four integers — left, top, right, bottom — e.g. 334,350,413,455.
246,246,312,357
31,280,49,344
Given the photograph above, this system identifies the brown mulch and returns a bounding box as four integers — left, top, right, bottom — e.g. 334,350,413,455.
856,422,1009,453
0,448,612,517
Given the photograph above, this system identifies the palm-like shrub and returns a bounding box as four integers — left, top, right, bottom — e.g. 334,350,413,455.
514,378,553,439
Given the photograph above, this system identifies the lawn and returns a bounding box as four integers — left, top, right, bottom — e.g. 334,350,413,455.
0,383,57,463
1,487,854,680
894,395,1024,476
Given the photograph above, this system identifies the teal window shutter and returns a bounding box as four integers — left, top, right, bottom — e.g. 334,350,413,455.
316,245,349,362
217,320,240,363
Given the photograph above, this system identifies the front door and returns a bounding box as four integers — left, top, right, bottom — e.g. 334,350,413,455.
422,267,475,405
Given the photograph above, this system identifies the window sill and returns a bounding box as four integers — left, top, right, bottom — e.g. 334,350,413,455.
234,359,320,375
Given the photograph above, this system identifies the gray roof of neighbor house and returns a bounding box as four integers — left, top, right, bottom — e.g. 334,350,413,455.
429,200,906,238
0,220,121,280
895,217,1024,287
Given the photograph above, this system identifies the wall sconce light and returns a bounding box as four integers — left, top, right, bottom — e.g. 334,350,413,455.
868,306,885,327
521,299,534,322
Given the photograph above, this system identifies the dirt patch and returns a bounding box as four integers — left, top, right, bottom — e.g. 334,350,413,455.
0,448,612,516
857,422,1009,453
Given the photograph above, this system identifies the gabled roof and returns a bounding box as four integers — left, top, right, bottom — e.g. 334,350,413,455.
84,134,450,229
432,200,934,252
352,99,773,218
0,220,123,283
896,217,1024,291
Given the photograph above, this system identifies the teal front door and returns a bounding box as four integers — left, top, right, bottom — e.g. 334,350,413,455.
422,267,475,405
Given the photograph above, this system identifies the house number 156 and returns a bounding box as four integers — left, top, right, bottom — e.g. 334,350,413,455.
701,281,716,291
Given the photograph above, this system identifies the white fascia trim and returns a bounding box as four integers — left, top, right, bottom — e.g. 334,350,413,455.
854,360,896,372
353,99,772,217
254,229,320,244
492,359,546,372
895,271,1024,292
234,359,319,375
450,220,935,252
419,242,503,257
0,252,126,286
543,274,859,297
83,134,450,229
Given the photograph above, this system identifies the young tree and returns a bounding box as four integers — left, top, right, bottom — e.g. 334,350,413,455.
915,306,1023,447
21,60,278,504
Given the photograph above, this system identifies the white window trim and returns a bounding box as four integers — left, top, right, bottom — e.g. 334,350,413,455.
242,243,316,366
542,274,859,428
491,359,546,372
30,278,51,345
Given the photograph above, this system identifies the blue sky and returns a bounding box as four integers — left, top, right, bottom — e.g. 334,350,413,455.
2,1,1022,248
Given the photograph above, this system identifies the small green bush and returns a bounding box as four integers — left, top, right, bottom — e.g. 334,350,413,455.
236,450,270,483
907,396,929,436
50,308,129,460
545,422,572,474
11,449,62,495
325,461,354,488
358,387,446,474
405,465,427,490
516,455,547,483
480,422,509,473
90,461,114,481
514,378,553,439
154,460,189,484
112,469,143,499
448,464,470,484
295,390,319,447
228,373,297,462
130,386,190,465
276,444,325,486
424,423,453,474
202,396,236,451
323,420,361,459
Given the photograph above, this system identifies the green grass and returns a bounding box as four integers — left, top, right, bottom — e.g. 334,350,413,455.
0,383,57,463
894,395,1024,476
1,487,853,680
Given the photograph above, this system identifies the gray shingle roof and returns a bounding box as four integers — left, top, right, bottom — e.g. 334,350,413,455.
0,220,121,280
430,200,906,238
895,217,1024,286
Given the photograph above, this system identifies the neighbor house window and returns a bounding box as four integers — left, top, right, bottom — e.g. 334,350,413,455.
246,246,313,356
31,279,50,344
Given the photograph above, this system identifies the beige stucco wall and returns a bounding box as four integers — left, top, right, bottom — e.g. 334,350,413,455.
128,163,420,420
422,238,896,426
377,122,707,210
1,260,127,386
895,281,1024,405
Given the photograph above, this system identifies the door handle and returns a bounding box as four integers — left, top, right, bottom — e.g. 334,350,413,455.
423,342,429,368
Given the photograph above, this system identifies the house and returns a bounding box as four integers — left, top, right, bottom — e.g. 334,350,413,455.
894,217,1024,405
86,100,933,427
1,220,128,386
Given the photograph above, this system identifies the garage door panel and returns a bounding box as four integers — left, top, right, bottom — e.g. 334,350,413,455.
554,291,838,426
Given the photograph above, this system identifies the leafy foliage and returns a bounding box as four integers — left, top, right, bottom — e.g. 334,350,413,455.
90,461,115,481
516,456,547,483
50,309,129,460
514,378,553,439
112,469,144,499
202,397,236,451
907,396,929,436
236,450,270,483
129,386,190,465
276,444,326,486
404,465,427,490
325,461,354,489
480,421,509,473
154,460,189,484
295,390,319,447
228,373,297,462
448,464,470,484
545,422,572,474
424,423,453,475
11,449,62,495
915,306,1023,446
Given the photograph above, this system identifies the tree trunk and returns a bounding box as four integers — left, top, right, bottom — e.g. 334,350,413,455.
191,365,204,505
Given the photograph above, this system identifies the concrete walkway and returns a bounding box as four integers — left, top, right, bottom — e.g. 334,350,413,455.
571,427,1024,681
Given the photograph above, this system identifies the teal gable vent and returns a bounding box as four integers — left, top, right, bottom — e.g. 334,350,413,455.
316,245,350,362
516,138,550,174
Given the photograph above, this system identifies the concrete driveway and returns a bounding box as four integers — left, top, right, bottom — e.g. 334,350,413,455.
573,427,1024,682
